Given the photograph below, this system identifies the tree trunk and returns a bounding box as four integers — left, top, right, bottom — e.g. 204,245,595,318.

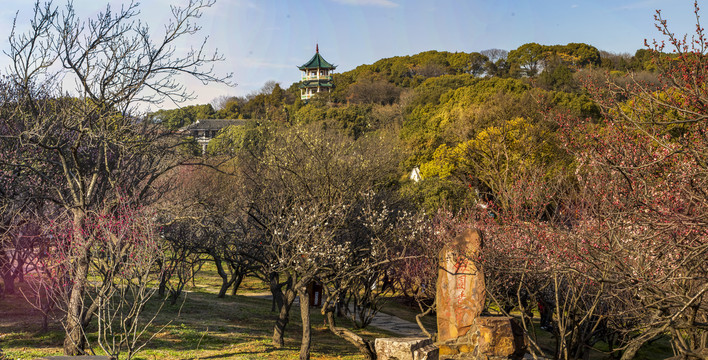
0,250,15,295
63,252,89,355
324,307,376,360
214,256,234,298
1,272,14,295
299,286,311,360
42,312,49,333
231,272,244,295
269,272,285,312
158,272,168,297
415,306,434,338
336,290,346,318
273,287,296,347
15,256,25,283
619,339,646,360
156,257,168,297
63,210,89,356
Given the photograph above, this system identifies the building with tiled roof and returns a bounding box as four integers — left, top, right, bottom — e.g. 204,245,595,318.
181,119,247,154
298,44,336,101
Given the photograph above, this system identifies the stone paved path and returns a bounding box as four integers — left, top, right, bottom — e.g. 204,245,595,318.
244,292,427,337
366,310,427,337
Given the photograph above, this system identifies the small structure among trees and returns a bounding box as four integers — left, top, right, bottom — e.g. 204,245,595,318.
298,44,336,101
181,119,247,153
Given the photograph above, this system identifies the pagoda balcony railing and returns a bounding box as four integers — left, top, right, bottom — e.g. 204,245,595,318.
301,74,332,81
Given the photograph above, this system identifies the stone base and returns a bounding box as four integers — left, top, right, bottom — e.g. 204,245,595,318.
418,344,440,360
437,316,526,360
375,337,438,360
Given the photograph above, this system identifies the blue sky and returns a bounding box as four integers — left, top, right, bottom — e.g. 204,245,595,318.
0,0,698,110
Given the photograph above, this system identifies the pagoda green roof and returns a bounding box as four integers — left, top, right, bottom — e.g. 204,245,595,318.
298,52,336,70
299,80,334,88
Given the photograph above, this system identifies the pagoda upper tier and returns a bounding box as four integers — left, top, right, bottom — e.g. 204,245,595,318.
298,45,336,70
298,45,336,101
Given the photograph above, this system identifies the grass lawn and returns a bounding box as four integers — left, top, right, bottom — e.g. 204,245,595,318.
0,263,676,360
0,264,390,360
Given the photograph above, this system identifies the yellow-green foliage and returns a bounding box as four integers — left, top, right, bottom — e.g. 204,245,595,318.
549,91,600,118
507,42,601,75
401,77,530,168
420,117,538,180
419,143,457,179
207,120,270,156
432,78,529,120
613,87,692,140
339,50,488,89
293,104,327,124
414,115,574,211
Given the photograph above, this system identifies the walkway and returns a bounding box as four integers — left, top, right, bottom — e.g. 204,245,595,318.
244,292,427,337
366,310,427,337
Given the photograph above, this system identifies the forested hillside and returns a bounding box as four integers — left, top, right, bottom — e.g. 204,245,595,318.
155,42,658,212
142,37,707,359
2,2,705,358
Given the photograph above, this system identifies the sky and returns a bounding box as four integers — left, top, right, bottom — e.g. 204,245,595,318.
0,0,698,111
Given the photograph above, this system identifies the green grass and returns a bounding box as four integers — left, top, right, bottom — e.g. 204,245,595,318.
183,262,270,296
0,267,386,360
0,264,677,360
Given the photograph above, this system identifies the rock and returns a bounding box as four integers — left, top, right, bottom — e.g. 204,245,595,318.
375,337,436,360
434,228,527,359
477,317,526,358
416,344,440,360
436,317,526,359
436,229,486,343
438,344,460,357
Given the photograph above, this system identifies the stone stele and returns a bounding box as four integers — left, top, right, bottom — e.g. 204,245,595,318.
436,228,486,343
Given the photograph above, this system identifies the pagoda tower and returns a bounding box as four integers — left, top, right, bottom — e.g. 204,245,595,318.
298,44,336,101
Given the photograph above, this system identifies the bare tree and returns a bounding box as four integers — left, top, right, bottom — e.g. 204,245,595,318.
241,125,409,359
210,95,238,111
554,6,708,358
156,164,258,300
1,0,228,355
481,48,509,62
347,78,401,105
36,197,165,360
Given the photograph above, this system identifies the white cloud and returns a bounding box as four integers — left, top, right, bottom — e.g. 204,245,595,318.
571,4,579,9
330,0,399,8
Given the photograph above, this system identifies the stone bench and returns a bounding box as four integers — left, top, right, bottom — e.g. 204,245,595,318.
375,337,439,360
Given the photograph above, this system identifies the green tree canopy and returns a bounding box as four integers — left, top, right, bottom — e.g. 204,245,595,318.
149,104,217,130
